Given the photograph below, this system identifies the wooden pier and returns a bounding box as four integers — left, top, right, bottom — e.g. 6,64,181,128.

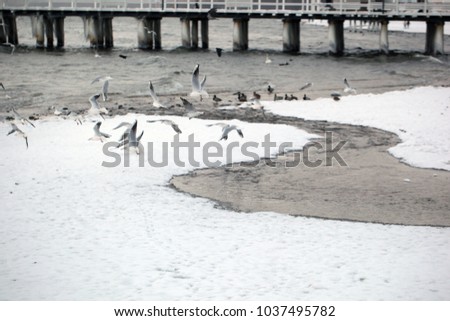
1,0,449,55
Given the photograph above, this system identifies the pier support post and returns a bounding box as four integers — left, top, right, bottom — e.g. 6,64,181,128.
138,17,160,50
0,23,5,43
201,19,209,49
180,18,191,48
426,21,445,55
137,18,149,49
328,19,344,56
35,15,45,48
379,20,389,54
2,14,18,45
233,18,249,51
87,16,104,48
44,15,54,48
103,17,113,48
282,18,300,53
54,17,65,47
154,18,161,50
191,19,199,49
425,20,445,55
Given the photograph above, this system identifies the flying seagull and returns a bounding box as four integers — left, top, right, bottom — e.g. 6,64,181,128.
180,97,203,119
220,124,244,141
116,120,144,152
190,64,208,100
206,122,228,128
299,82,313,91
89,121,110,142
113,121,133,142
7,123,28,148
343,78,357,94
208,8,218,20
11,107,35,128
88,93,108,118
91,76,112,101
147,119,182,134
91,75,112,85
148,81,166,108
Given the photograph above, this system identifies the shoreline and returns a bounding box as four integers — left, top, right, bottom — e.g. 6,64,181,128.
3,88,450,227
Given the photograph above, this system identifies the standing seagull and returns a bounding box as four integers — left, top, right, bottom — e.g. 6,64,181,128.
190,64,208,100
220,125,244,141
89,121,110,142
88,93,108,118
343,78,357,94
7,123,28,148
11,107,36,128
265,54,272,64
148,81,166,108
147,119,182,134
180,97,203,119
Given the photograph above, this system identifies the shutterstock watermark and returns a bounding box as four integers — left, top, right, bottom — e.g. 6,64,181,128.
101,132,347,168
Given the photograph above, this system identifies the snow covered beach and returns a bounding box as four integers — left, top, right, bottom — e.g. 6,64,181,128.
1,86,450,300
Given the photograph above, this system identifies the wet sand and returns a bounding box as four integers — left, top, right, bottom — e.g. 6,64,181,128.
168,106,450,227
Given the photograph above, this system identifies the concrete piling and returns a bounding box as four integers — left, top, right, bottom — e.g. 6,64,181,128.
44,15,54,48
103,17,113,48
233,18,249,51
54,17,65,47
379,20,389,54
282,18,300,53
328,18,344,55
181,18,191,48
201,19,209,49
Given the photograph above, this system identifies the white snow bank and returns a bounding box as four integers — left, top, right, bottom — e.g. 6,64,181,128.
264,86,450,171
307,20,450,35
1,114,449,300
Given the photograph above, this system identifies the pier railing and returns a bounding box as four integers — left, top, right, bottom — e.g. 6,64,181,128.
1,0,450,17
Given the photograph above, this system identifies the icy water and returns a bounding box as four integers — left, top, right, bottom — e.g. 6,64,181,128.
1,16,450,115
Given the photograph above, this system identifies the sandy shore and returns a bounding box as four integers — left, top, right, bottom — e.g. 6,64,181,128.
3,92,450,227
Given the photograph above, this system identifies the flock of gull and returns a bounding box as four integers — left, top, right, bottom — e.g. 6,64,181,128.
2,54,357,150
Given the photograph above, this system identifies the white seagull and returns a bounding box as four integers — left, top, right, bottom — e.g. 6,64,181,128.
11,107,35,128
91,76,112,101
190,64,208,100
89,121,110,142
7,123,28,148
148,81,166,108
343,78,357,94
88,93,108,118
220,124,244,141
180,97,203,119
116,120,144,153
265,54,272,64
147,119,182,134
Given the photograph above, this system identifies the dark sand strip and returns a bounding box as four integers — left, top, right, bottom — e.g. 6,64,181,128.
170,108,450,227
